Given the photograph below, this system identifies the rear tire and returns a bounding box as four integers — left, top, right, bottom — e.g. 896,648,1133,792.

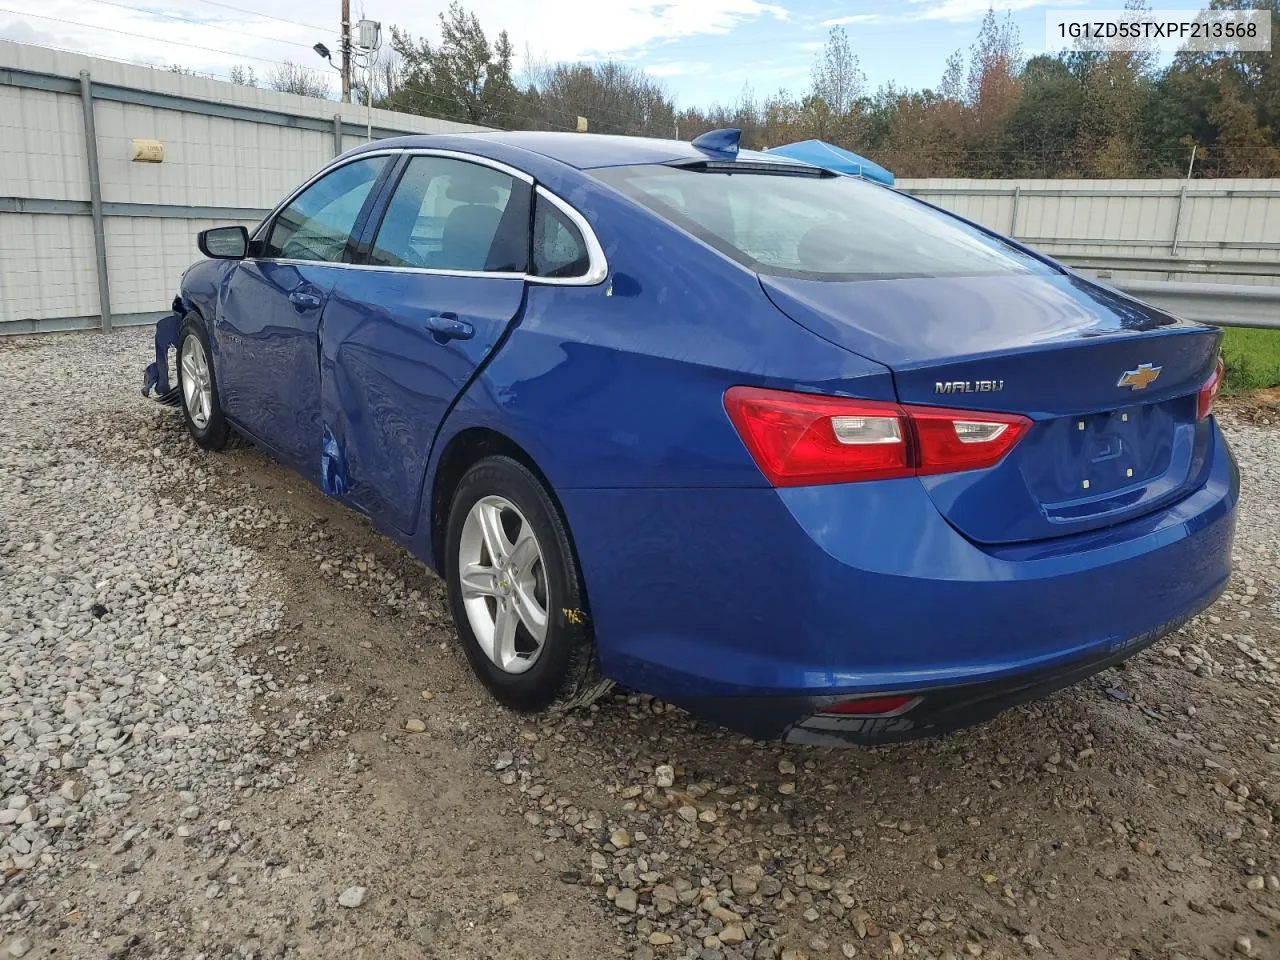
444,455,602,712
177,314,230,452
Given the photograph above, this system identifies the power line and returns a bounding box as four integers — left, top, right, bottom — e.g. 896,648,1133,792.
9,37,237,81
388,79,678,136
184,0,330,34
389,83,574,132
392,75,666,134
524,88,675,131
81,0,334,52
0,7,319,70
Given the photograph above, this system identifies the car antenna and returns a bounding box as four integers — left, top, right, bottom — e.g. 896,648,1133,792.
691,128,740,158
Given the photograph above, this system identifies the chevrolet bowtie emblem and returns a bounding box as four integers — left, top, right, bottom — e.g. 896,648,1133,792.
1118,362,1162,390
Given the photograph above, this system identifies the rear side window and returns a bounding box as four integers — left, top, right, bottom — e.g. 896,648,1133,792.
370,156,530,272
532,193,590,279
593,165,1050,282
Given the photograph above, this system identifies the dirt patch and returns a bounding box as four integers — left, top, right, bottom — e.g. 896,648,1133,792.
1221,389,1280,427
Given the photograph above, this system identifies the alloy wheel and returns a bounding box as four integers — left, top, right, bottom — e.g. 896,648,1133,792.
457,495,550,674
180,335,214,429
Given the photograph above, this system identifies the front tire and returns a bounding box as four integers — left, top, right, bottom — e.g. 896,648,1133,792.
444,455,599,712
177,315,230,451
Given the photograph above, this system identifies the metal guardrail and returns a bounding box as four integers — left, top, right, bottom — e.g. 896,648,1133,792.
1061,253,1280,279
1114,280,1280,329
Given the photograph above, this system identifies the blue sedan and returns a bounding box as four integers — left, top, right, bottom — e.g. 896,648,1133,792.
152,128,1237,745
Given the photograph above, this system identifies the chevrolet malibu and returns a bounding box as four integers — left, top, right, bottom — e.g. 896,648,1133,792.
148,128,1238,745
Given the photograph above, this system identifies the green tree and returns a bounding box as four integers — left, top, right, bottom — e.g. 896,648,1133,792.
266,61,330,99
809,26,865,143
228,65,258,87
483,31,519,126
523,61,676,136
361,0,1280,180
434,1,496,120
964,7,1023,174
380,3,519,126
1001,56,1083,175
939,50,965,103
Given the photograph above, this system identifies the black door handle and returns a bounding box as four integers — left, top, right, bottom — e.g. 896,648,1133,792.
425,314,474,341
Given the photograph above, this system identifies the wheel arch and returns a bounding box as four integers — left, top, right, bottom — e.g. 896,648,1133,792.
429,427,584,591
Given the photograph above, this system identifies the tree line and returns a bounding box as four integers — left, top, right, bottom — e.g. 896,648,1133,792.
223,0,1280,179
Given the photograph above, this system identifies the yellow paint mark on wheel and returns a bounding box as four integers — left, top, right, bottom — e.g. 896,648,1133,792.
562,607,585,625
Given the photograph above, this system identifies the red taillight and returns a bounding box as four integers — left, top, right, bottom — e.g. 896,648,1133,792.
724,386,1030,487
910,406,1031,476
1197,356,1224,421
722,389,909,486
819,694,920,716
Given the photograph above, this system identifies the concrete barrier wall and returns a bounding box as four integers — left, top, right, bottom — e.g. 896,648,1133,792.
897,178,1280,286
0,40,487,333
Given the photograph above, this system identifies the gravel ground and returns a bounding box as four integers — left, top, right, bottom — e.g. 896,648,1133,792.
1,328,1278,960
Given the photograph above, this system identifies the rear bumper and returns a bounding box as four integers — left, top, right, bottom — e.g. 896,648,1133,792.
560,420,1238,743
685,591,1219,744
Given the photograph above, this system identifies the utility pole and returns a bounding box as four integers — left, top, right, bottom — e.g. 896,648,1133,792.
340,0,352,103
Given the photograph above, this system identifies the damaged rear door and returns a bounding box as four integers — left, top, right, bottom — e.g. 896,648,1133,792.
319,153,533,534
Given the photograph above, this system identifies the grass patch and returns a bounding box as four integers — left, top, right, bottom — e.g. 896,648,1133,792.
1220,327,1280,394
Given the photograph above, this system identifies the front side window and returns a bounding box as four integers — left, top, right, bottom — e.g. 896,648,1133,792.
593,164,1051,282
532,193,590,279
264,156,387,262
370,156,529,272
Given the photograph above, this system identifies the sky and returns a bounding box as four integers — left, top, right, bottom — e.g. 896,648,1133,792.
0,0,1100,110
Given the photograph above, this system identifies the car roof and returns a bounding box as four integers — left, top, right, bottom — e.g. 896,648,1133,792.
354,130,807,172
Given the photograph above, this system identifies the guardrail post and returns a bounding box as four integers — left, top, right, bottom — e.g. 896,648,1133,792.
79,69,112,333
333,114,343,157
1009,185,1021,239
1170,185,1187,255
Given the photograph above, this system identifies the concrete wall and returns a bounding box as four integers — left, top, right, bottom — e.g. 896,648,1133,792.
0,40,487,332
896,178,1280,286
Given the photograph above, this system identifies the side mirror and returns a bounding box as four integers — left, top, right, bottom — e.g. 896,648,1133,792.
198,225,249,260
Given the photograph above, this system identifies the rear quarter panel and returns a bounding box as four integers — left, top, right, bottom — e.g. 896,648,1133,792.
409,172,896,569
429,180,894,493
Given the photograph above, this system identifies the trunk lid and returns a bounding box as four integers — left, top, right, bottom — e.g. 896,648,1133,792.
761,272,1221,544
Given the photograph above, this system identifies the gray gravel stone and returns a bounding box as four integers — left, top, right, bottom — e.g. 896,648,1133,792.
0,331,292,881
338,886,367,908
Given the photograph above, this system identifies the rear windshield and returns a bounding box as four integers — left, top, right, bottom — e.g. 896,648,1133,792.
593,164,1052,282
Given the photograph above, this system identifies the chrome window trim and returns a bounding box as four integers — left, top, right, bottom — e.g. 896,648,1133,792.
257,261,532,281
248,147,608,287
402,148,536,185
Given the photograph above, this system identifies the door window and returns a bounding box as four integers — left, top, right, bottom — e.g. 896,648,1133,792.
263,156,388,262
370,156,529,272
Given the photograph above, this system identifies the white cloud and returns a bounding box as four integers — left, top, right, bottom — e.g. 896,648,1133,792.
2,0,792,80
2,0,336,82
820,14,884,27
468,0,790,60
907,0,1083,22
